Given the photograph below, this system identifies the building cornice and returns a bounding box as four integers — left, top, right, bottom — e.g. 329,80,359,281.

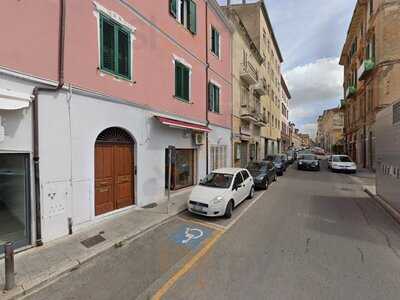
207,0,235,33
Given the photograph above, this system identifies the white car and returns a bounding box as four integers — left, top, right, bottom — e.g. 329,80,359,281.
188,168,255,218
328,155,357,173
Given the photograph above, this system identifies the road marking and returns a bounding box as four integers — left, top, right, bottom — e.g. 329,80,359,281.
182,228,203,244
177,216,226,231
170,225,212,250
225,191,266,230
152,230,224,300
152,190,266,300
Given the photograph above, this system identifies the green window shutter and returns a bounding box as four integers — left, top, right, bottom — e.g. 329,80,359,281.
215,86,220,113
215,31,220,57
175,62,183,99
188,0,197,34
169,0,177,17
211,28,216,54
117,28,130,78
101,16,115,72
182,66,190,100
208,82,214,111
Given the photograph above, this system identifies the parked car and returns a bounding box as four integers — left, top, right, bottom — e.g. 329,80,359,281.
188,168,254,219
278,153,289,168
247,161,277,190
264,155,285,175
297,154,320,171
328,155,357,173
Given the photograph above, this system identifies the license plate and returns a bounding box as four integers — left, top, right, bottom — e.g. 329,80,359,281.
192,205,206,212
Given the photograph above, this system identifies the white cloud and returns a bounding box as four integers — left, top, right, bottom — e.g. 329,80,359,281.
285,57,343,108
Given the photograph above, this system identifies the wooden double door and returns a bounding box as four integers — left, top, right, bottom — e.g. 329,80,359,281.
95,143,134,216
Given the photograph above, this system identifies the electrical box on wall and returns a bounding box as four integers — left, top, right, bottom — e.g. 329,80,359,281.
194,133,204,145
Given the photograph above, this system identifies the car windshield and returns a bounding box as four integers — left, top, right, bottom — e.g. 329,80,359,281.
333,156,352,162
300,154,316,161
247,162,268,174
199,173,233,189
266,155,281,163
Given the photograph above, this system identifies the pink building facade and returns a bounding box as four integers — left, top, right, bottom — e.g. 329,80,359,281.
0,0,232,246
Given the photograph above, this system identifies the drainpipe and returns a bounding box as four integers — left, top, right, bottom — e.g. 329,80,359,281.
32,0,65,246
205,1,209,174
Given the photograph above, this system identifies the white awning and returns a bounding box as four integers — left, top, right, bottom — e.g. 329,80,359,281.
0,88,33,110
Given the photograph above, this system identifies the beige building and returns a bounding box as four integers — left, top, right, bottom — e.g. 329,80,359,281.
339,0,400,170
289,123,302,150
316,107,344,153
281,76,291,152
224,1,285,167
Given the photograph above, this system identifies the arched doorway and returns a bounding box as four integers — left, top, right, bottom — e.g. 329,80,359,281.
95,127,135,216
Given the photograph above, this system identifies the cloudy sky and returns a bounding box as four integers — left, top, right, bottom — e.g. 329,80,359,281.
218,0,356,138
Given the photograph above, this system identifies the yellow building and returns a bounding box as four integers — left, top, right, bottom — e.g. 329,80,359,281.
224,1,285,167
316,107,344,154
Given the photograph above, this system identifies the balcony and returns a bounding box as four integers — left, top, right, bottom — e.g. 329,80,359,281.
240,62,258,85
255,112,267,127
240,105,258,122
345,85,356,99
358,59,375,81
252,78,267,96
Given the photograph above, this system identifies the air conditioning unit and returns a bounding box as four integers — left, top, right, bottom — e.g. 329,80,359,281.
194,133,204,145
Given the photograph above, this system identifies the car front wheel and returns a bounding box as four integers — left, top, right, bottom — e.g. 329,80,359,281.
248,186,255,199
265,179,270,190
224,200,233,218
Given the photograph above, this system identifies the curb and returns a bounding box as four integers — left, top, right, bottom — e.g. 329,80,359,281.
2,208,187,300
364,188,400,226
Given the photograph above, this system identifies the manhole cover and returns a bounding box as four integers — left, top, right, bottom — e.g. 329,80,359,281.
81,234,106,248
143,203,158,209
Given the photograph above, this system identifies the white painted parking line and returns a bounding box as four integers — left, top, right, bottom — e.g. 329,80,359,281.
225,191,266,230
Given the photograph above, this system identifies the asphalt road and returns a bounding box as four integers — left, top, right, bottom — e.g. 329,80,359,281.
25,162,400,300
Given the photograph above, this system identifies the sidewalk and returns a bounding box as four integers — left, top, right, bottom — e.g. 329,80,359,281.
0,189,191,300
348,168,376,191
349,168,400,225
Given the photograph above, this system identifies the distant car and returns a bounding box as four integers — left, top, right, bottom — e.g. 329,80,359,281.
297,154,320,171
264,155,285,176
278,153,289,169
188,168,254,219
247,161,277,190
328,155,357,173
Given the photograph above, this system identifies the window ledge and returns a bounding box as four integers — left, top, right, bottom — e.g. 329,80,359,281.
174,95,193,104
98,68,133,83
209,110,222,115
210,51,220,60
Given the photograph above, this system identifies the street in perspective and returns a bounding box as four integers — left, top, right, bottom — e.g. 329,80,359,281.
1,0,400,300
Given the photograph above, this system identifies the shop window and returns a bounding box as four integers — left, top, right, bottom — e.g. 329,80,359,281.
100,14,131,80
0,154,30,250
166,149,195,190
210,145,227,171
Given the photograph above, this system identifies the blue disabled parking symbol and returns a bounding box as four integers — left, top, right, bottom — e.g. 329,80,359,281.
170,224,212,250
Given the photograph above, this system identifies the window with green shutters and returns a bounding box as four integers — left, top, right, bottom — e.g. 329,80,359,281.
100,14,131,80
175,61,190,101
208,82,220,113
169,0,196,34
211,27,220,57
